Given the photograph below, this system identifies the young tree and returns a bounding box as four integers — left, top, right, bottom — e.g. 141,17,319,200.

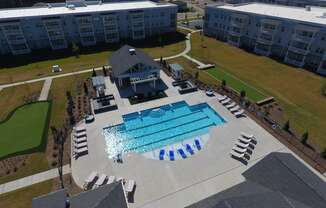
72,42,80,58
240,90,246,99
301,131,309,145
282,120,290,132
321,148,326,159
195,71,199,79
83,82,88,95
92,68,97,77
222,79,226,87
102,66,107,77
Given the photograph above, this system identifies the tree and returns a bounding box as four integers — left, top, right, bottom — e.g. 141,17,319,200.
72,42,80,58
322,81,326,97
240,90,246,98
102,66,107,77
160,56,163,65
92,68,97,77
195,71,199,79
222,79,226,87
301,131,309,145
282,120,290,132
321,148,326,159
83,82,88,95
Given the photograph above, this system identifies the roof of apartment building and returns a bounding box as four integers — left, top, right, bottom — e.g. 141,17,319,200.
109,45,160,76
0,1,176,20
187,152,326,208
212,3,326,25
32,182,128,208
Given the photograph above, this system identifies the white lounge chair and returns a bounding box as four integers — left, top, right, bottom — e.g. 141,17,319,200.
230,105,240,113
93,174,107,189
235,141,249,148
238,136,252,144
74,136,87,144
234,109,245,117
221,98,231,105
226,102,236,109
74,146,88,156
241,132,254,139
75,126,86,133
217,95,227,101
74,141,87,149
125,180,136,193
232,146,247,153
107,176,115,184
83,171,98,190
230,150,245,159
75,131,87,138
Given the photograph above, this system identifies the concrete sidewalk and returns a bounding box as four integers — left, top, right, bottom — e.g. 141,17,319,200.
0,165,71,195
38,78,52,101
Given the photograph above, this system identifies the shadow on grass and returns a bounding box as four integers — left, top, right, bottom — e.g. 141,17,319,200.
0,32,186,69
0,101,52,161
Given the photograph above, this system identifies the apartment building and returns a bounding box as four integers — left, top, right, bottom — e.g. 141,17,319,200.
204,3,326,75
0,0,177,55
224,0,326,7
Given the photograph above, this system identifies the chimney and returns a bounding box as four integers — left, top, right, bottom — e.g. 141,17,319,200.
129,48,136,55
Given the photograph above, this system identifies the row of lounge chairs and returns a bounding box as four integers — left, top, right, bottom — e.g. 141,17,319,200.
72,126,88,159
83,171,136,194
218,95,245,117
159,138,202,161
230,132,257,161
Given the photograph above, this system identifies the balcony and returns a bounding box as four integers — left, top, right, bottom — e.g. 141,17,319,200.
293,33,313,44
257,36,273,45
130,74,158,84
288,45,309,55
254,45,271,56
284,56,304,67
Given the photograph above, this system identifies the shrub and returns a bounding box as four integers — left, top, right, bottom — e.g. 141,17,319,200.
51,161,58,167
52,152,58,158
92,68,97,77
321,148,326,159
195,71,199,79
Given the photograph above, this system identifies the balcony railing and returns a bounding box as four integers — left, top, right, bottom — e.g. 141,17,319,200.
288,45,309,55
130,74,158,84
257,37,273,45
293,34,313,43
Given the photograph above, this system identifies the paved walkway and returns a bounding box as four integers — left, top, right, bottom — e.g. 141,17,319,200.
0,165,71,194
0,67,103,89
38,78,52,101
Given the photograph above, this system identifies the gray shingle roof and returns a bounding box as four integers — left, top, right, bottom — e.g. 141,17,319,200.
32,182,127,208
187,152,326,208
32,189,67,208
109,45,160,77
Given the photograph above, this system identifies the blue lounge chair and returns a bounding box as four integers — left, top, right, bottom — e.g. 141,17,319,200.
195,139,201,150
159,149,165,160
178,149,187,159
169,150,175,161
186,144,194,155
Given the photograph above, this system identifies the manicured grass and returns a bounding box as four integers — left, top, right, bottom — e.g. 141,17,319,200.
0,81,44,121
49,73,91,129
190,33,326,149
0,102,51,159
0,179,53,208
168,57,217,85
0,31,186,84
206,68,266,102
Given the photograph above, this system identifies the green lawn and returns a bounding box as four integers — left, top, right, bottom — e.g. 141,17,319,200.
0,31,186,84
190,32,326,149
206,67,267,102
0,102,50,159
0,179,53,208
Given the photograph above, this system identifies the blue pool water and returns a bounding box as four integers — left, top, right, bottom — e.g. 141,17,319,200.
103,101,226,158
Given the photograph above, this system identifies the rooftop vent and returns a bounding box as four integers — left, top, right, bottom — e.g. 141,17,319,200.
129,48,136,55
305,6,311,11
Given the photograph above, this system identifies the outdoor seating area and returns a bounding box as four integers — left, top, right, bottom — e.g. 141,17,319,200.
218,95,245,118
91,94,117,114
230,132,257,163
172,80,198,94
159,138,202,161
83,171,136,199
72,126,88,159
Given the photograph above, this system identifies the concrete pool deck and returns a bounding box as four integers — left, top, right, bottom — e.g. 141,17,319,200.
71,73,326,208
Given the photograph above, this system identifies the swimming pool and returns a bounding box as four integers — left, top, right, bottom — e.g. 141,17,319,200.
103,101,226,158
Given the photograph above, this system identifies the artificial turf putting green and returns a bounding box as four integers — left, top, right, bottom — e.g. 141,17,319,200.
0,101,50,159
